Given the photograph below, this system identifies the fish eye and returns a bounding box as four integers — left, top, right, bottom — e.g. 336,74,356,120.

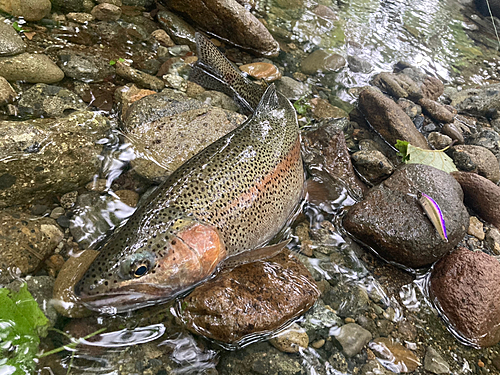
131,262,150,278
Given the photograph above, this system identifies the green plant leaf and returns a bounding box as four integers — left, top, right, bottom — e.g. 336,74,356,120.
395,140,458,173
109,60,116,66
12,21,23,32
293,96,311,115
0,284,49,375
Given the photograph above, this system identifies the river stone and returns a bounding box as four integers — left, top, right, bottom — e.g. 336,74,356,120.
275,76,309,101
309,97,347,119
0,209,63,284
0,53,64,83
51,0,94,12
0,19,26,56
195,90,240,112
162,1,280,57
333,323,372,357
452,171,500,229
156,10,196,49
369,337,420,372
343,164,469,268
428,132,452,150
57,51,114,82
0,76,16,103
469,129,500,156
351,150,394,184
123,90,245,182
115,61,164,91
347,55,372,73
441,122,464,144
449,83,500,117
269,323,309,353
430,247,500,347
418,97,454,123
358,87,429,149
18,83,86,118
0,0,51,21
424,346,450,374
450,145,500,183
302,123,366,201
397,98,421,119
178,250,320,344
371,72,422,102
239,62,281,82
301,49,346,75
91,3,121,21
0,111,110,207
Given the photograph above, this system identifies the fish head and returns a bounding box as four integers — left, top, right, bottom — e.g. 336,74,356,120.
74,218,226,312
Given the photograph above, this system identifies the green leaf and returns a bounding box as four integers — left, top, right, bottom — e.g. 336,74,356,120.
395,140,458,173
12,21,23,32
109,60,116,66
293,96,311,115
118,58,125,63
0,284,49,375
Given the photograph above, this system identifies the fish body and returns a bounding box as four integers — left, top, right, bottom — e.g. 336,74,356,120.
418,192,448,242
75,33,304,312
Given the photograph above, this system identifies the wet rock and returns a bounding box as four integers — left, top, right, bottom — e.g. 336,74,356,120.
430,247,500,347
419,98,454,123
239,62,281,82
18,83,86,118
469,129,500,156
178,250,320,343
300,300,343,339
358,87,429,149
397,98,421,119
423,347,450,374
0,111,109,207
66,12,94,23
309,97,347,120
58,51,114,82
0,0,51,21
115,84,156,121
333,323,372,357
0,76,16,103
53,250,98,318
0,53,64,84
485,227,500,255
421,76,445,101
449,83,500,117
60,191,78,209
156,10,196,49
195,90,240,112
114,189,139,207
450,145,500,183
0,19,26,56
218,342,304,375
302,123,366,200
452,171,500,229
162,1,280,57
91,3,121,21
0,209,63,283
467,216,485,240
115,61,164,91
301,49,346,74
123,90,244,182
369,337,420,372
371,72,422,101
361,360,392,375
7,276,58,326
428,132,452,150
351,150,394,184
347,55,372,73
441,122,464,144
343,164,469,268
151,29,175,47
275,76,309,101
50,207,65,219
323,282,371,318
269,323,309,353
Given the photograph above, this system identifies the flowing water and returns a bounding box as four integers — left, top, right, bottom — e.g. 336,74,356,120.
4,0,500,374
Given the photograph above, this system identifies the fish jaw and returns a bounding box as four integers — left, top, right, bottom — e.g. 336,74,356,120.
75,221,226,312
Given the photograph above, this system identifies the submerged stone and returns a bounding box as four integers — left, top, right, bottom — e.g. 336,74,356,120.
369,337,420,373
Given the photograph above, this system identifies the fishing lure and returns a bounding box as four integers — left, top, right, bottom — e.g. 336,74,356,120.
418,192,448,242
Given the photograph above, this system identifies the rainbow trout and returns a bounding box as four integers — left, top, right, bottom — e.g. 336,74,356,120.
75,33,304,312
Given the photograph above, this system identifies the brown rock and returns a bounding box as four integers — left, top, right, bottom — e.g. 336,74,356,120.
430,247,500,347
421,76,444,101
358,87,429,149
371,72,422,101
441,122,464,144
309,97,347,119
178,250,320,343
0,76,16,103
301,49,346,75
239,62,281,82
115,61,165,91
53,250,98,318
452,171,500,229
451,145,500,183
151,29,175,47
418,98,454,123
115,84,157,122
91,3,121,21
0,209,63,283
369,337,420,372
163,0,280,57
114,189,139,207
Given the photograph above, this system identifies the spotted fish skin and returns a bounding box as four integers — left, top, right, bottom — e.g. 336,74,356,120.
75,33,304,312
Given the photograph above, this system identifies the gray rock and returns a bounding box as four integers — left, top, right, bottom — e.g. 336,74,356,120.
196,90,240,112
469,129,500,156
58,51,114,82
18,83,86,118
0,209,63,284
275,76,310,101
424,347,450,374
301,49,346,75
0,0,51,21
0,53,64,83
449,83,500,117
122,0,154,6
485,227,500,254
156,10,197,49
347,55,372,73
0,76,16,103
50,207,65,219
91,3,121,21
351,150,394,184
51,0,95,12
397,98,421,119
300,300,343,338
428,132,453,150
115,61,165,91
123,90,245,182
371,72,422,101
450,145,500,183
0,19,26,56
343,164,469,268
333,323,372,357
0,111,110,207
66,12,94,23
361,360,392,375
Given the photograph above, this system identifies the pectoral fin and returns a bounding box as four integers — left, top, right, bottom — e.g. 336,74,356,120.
220,240,291,270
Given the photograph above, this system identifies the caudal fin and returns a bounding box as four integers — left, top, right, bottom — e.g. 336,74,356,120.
190,32,266,114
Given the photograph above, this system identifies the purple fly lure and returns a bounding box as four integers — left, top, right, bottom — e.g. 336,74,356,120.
418,192,448,242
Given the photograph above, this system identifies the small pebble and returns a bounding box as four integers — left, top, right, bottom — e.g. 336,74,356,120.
468,216,485,240
56,215,71,228
45,254,65,278
239,62,282,82
60,191,78,209
312,339,325,349
85,179,108,192
50,207,66,220
114,190,139,207
269,323,309,353
31,204,49,216
151,29,175,47
345,317,355,323
66,12,94,24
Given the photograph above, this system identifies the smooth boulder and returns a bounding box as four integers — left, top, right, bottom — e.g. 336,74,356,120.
343,164,469,268
0,53,64,83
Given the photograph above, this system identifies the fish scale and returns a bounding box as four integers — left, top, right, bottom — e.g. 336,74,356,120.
75,33,304,312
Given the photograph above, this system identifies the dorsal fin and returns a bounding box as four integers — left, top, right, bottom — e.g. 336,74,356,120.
253,84,279,117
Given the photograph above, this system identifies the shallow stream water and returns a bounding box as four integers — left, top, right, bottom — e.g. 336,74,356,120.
10,0,500,373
